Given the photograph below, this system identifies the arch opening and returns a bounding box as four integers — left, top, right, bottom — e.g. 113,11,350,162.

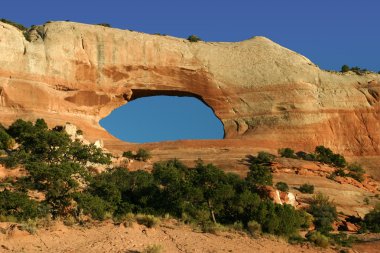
100,93,225,143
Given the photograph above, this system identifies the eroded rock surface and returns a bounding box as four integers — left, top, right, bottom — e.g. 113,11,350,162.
0,21,380,156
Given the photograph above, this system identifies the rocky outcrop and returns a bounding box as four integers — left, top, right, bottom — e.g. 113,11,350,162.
0,21,380,156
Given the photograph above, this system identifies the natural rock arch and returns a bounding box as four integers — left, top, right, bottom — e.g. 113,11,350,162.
0,21,380,156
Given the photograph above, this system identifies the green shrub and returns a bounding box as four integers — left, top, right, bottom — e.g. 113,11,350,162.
75,192,109,220
363,204,380,232
246,164,273,186
247,220,261,235
275,182,289,192
19,219,37,234
298,210,314,229
122,150,134,159
135,148,151,161
288,234,306,244
231,221,244,231
63,215,76,226
96,23,111,27
347,163,365,174
0,129,13,150
142,244,163,253
346,163,365,182
330,233,357,247
136,214,160,228
306,231,330,248
114,213,135,227
187,35,202,42
315,146,346,168
200,222,225,234
0,190,40,221
341,65,350,73
298,183,314,194
278,148,296,158
0,18,27,30
256,151,276,164
308,193,337,234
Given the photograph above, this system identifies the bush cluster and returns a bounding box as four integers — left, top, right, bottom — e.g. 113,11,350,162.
279,146,367,182
1,118,372,244
80,159,305,236
341,64,371,75
122,148,151,161
0,119,111,220
307,193,337,234
278,146,346,168
0,128,305,237
275,182,289,192
298,183,314,194
187,35,202,42
0,18,28,31
362,204,380,232
245,151,275,186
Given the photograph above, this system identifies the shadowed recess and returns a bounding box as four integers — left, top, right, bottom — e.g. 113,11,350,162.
100,96,224,143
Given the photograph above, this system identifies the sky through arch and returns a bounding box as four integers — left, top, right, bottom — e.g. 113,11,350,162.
100,96,224,143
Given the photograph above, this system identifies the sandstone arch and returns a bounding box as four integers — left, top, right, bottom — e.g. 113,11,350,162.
0,21,380,157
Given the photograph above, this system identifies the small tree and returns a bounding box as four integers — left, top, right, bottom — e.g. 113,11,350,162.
278,148,296,158
341,65,350,73
246,164,273,186
0,18,28,31
308,192,337,234
122,150,134,159
363,204,380,232
135,148,151,161
187,35,202,42
97,23,111,27
275,182,289,192
299,183,314,194
347,163,365,182
0,190,40,221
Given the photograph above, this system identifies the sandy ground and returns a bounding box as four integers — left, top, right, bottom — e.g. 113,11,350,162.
353,241,380,253
0,220,339,253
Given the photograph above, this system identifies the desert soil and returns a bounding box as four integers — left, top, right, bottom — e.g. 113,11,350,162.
0,220,337,253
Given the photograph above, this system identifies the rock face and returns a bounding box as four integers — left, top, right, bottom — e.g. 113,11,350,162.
0,21,380,156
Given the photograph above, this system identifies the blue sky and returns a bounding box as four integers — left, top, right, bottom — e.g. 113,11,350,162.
3,0,379,142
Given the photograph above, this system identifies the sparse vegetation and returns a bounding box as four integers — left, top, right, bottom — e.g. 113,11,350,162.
247,220,261,235
341,64,373,75
275,182,289,192
341,65,350,73
0,118,373,245
142,244,163,253
278,148,296,158
96,23,111,27
307,193,337,234
136,214,161,228
362,203,380,232
135,148,152,161
298,183,314,194
187,35,202,42
306,231,330,248
346,163,365,182
0,18,27,30
122,148,151,161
